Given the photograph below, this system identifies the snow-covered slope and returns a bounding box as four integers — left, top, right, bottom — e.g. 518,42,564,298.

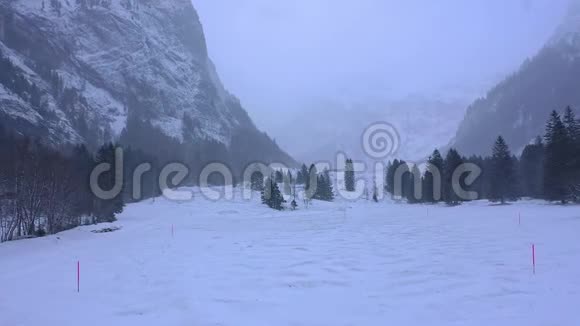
0,0,288,161
1,188,579,325
451,1,580,155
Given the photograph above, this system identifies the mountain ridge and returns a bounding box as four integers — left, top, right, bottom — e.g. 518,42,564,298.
451,1,580,156
0,0,295,166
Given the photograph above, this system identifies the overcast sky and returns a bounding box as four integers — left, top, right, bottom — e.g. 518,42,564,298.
194,0,569,124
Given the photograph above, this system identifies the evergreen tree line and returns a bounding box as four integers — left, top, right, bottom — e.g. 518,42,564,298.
257,164,335,211
385,107,580,205
297,164,334,202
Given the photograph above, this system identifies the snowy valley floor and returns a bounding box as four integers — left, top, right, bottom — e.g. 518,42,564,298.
1,189,580,326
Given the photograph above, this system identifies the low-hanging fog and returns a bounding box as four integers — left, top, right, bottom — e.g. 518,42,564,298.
195,0,570,162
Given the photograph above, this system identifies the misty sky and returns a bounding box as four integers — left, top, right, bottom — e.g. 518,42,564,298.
194,0,570,126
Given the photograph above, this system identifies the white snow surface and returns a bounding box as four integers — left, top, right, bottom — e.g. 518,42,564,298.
1,188,579,326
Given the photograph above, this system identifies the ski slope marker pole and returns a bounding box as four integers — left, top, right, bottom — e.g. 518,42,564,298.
532,244,536,275
77,261,80,292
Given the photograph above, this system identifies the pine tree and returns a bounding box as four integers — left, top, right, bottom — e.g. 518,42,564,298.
314,174,324,200
385,161,392,194
261,177,269,206
305,164,318,200
443,149,463,205
405,164,422,204
323,169,334,201
283,170,292,195
314,169,334,201
563,106,580,201
250,170,265,192
297,164,308,185
489,136,518,204
544,111,572,202
519,137,544,198
385,159,413,199
563,106,580,143
275,169,283,183
385,159,400,197
423,149,444,203
261,176,286,210
461,155,485,200
344,158,355,192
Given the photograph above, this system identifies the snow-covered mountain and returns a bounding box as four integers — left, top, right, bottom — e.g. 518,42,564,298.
0,0,293,164
271,95,470,165
451,1,580,156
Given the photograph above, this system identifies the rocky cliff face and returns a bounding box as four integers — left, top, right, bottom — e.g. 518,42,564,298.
451,2,580,156
0,0,293,165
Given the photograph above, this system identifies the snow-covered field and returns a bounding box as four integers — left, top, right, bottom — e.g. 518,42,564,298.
1,188,579,326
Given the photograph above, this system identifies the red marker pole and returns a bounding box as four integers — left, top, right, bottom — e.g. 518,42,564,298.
532,244,536,275
77,261,80,292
